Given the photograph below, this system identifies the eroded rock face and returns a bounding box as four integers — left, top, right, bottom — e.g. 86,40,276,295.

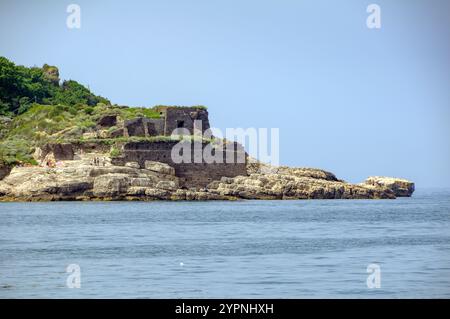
0,154,414,201
123,118,165,138
363,176,415,197
34,143,74,162
0,163,11,180
247,158,339,181
206,173,395,200
0,157,180,201
144,161,175,176
125,162,141,169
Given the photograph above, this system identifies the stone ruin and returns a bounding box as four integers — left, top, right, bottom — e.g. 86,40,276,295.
93,106,211,139
34,107,248,188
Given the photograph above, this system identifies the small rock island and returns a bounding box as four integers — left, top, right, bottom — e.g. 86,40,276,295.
0,58,414,201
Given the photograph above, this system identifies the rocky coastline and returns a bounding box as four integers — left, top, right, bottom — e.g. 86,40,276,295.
0,58,416,202
0,152,414,201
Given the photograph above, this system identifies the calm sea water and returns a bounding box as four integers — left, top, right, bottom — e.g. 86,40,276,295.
0,188,449,298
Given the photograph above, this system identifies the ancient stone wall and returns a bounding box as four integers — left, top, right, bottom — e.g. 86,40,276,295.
114,140,247,187
36,143,75,161
163,107,211,136
72,142,111,154
97,107,210,138
147,118,165,136
124,118,165,137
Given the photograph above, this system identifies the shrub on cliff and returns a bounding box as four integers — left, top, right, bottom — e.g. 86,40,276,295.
0,138,36,165
0,103,100,165
0,56,109,116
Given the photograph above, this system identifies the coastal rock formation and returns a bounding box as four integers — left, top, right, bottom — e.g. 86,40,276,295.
0,155,180,201
206,172,395,200
0,89,415,202
0,153,412,201
144,160,175,175
247,159,340,181
363,176,415,197
0,58,416,202
34,143,74,163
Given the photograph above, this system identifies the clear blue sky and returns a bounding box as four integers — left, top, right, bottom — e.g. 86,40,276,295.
1,0,449,187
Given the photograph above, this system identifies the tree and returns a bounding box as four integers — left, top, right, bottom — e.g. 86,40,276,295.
0,56,109,116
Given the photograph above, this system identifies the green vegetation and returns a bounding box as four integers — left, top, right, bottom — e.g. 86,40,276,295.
109,146,122,158
0,56,109,116
71,135,184,146
114,106,161,119
154,104,207,110
0,56,209,167
0,138,37,165
0,103,98,165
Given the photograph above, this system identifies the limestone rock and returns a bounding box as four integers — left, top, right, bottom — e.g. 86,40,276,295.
0,149,415,201
145,188,170,199
156,180,178,190
125,162,141,169
34,143,74,162
126,186,147,196
144,161,175,176
129,177,159,187
93,174,130,197
364,176,415,197
207,173,396,200
246,157,338,181
0,157,180,201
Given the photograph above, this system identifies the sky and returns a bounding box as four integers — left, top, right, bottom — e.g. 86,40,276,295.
0,0,449,187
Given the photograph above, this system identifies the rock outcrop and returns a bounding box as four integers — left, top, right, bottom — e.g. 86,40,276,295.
363,176,415,197
0,153,414,201
0,156,180,201
205,166,396,200
144,160,176,175
34,143,75,163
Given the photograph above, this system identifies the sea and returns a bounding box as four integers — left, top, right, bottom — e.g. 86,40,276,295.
1,188,449,298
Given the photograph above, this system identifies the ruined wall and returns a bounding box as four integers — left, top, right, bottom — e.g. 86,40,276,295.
72,142,112,154
147,118,165,136
124,118,165,137
37,107,238,187
114,140,247,187
163,108,211,136
36,143,75,161
100,107,210,138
